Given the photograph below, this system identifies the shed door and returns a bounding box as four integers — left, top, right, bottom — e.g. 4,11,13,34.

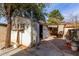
39,24,43,40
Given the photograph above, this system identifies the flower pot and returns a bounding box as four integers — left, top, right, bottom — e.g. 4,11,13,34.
71,46,78,51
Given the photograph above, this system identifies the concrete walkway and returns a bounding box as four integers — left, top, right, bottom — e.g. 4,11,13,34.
12,41,64,56
12,37,72,56
0,37,73,56
0,46,26,56
52,38,79,56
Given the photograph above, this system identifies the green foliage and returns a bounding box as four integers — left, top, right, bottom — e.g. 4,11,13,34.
47,18,61,25
0,4,5,16
4,3,46,21
48,9,64,20
47,9,64,25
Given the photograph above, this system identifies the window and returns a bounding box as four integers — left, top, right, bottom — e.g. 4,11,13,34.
12,23,25,31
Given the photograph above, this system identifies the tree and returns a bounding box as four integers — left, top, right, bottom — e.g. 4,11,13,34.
68,14,79,28
47,9,64,25
0,4,5,19
4,4,12,48
4,3,46,48
47,18,61,25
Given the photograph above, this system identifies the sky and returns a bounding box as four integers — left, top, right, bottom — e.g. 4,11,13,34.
44,3,79,22
0,16,7,24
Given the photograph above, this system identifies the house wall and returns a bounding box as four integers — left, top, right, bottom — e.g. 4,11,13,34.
11,24,32,47
11,16,47,47
20,25,31,47
63,28,74,39
0,25,7,43
58,25,64,33
33,23,49,40
43,26,49,39
32,27,37,44
32,22,40,45
11,16,34,47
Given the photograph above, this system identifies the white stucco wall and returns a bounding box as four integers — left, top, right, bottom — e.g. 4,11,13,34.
21,26,31,47
32,22,40,45
11,16,34,47
43,26,49,39
63,28,74,39
32,28,36,44
11,31,17,43
11,25,31,47
58,25,64,33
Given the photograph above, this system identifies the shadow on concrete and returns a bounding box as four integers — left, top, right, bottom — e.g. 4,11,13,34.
11,38,79,56
51,38,79,56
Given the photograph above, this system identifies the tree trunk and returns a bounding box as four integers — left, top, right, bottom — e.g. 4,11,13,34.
5,20,11,48
5,5,12,48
